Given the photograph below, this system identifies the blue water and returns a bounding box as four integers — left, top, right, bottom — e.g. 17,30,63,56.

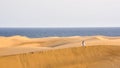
0,28,120,38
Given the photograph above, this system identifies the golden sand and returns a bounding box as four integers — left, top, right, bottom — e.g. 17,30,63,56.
0,36,120,68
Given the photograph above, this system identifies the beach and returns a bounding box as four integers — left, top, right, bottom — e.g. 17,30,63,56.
0,35,120,68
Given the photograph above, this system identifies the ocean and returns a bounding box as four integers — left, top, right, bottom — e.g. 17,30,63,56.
0,28,120,38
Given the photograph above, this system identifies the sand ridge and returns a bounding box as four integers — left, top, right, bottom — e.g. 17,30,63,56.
0,35,120,68
0,35,120,56
0,46,120,68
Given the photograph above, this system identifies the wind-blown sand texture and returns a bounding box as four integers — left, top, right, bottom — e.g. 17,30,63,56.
0,35,120,68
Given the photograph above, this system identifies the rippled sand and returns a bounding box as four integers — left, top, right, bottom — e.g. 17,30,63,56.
0,35,120,68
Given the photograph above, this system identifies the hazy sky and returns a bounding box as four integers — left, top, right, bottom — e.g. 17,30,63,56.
0,0,120,27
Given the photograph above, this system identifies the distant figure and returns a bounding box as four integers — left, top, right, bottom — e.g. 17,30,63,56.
82,40,85,47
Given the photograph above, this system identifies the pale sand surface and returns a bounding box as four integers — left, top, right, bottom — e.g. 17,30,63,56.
0,36,120,68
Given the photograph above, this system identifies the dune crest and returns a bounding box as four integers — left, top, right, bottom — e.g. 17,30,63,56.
0,35,120,47
0,35,120,68
0,46,120,68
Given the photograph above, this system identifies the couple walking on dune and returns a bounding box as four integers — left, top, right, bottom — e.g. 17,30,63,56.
81,40,86,47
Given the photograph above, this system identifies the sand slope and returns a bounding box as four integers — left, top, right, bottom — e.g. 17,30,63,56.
0,36,120,68
0,46,120,68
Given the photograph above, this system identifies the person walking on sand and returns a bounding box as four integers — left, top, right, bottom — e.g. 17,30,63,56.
82,40,85,47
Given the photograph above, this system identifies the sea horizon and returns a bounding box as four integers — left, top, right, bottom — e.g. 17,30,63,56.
0,27,120,38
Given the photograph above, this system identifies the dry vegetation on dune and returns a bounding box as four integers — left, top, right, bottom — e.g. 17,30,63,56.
0,45,120,68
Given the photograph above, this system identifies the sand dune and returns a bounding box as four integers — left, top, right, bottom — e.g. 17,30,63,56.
0,36,120,68
0,46,120,68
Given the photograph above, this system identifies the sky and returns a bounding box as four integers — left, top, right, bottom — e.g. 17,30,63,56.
0,0,120,27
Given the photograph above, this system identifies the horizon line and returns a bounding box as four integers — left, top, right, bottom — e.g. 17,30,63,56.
0,26,120,28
